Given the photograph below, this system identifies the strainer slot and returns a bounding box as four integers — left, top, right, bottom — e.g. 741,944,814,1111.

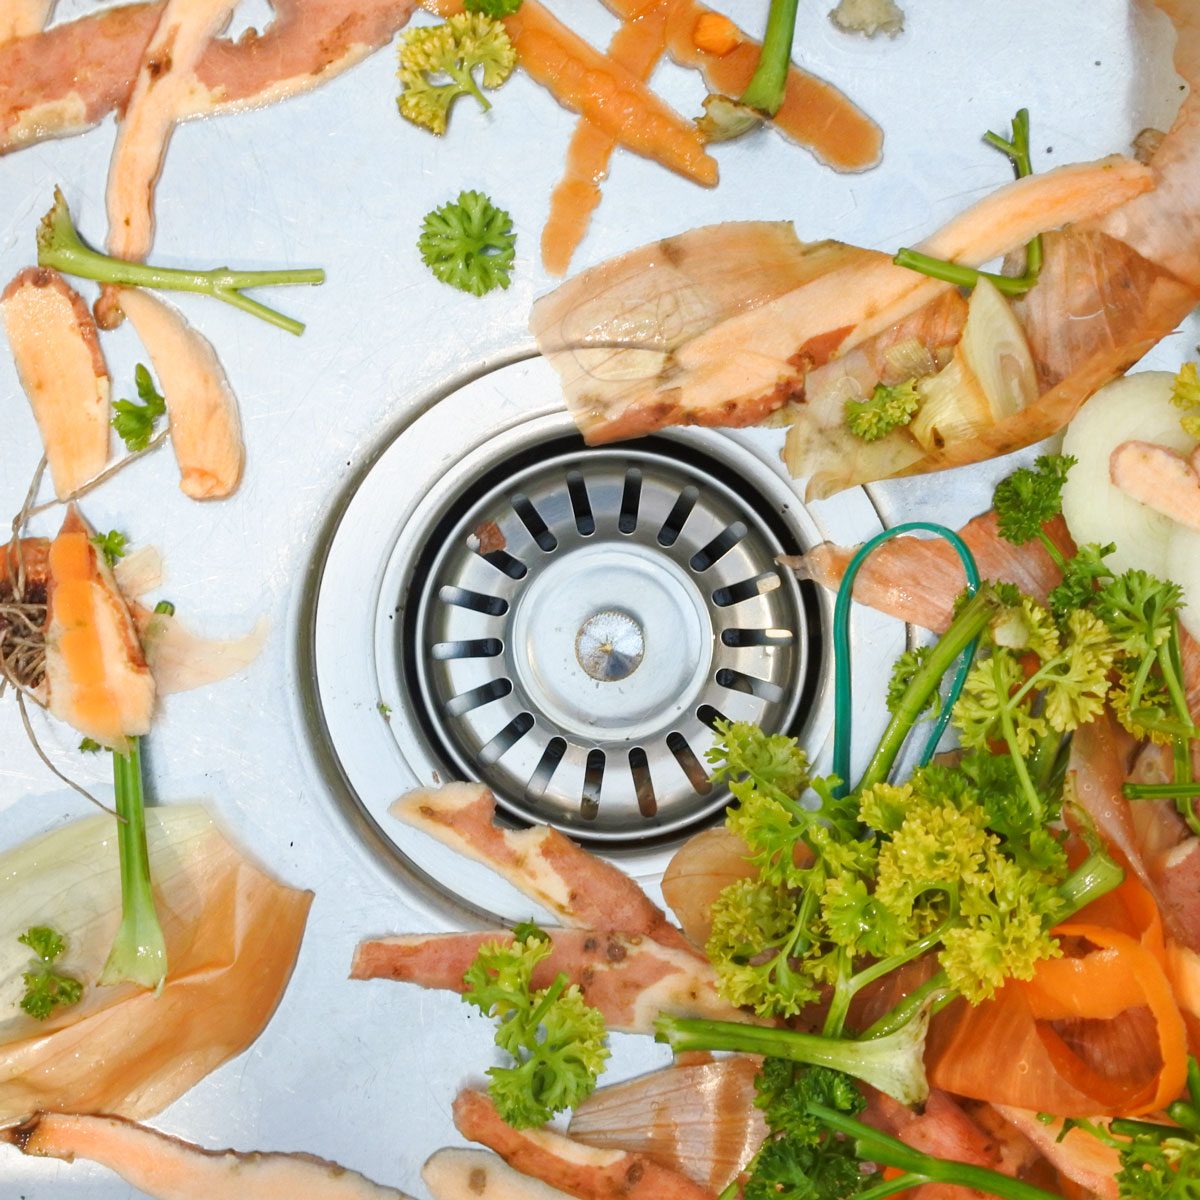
479,548,528,580
479,712,535,765
582,749,605,819
666,731,713,795
716,668,786,704
712,572,782,607
511,492,558,552
431,638,504,660
722,628,794,648
628,747,656,817
618,468,642,534
690,522,748,572
527,736,568,799
445,678,513,717
697,703,730,730
657,486,698,547
567,470,595,536
439,585,509,616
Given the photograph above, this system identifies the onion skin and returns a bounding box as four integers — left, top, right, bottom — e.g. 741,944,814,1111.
660,827,755,948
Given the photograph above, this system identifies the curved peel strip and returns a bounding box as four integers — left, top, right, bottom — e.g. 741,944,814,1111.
117,289,244,499
2,268,110,500
134,607,267,695
391,784,693,954
0,806,312,1125
452,1090,716,1200
0,0,53,42
424,1148,573,1200
3,1112,411,1199
105,0,239,268
45,505,155,750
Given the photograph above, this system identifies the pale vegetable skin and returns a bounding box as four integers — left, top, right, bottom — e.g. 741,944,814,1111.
991,1107,1119,1200
569,1058,765,1193
1,267,110,500
0,807,312,1124
1110,440,1200,532
117,288,244,499
1061,371,1194,578
0,0,53,41
660,826,756,947
44,505,155,750
1167,525,1200,642
134,607,268,695
3,1113,412,1200
105,0,239,264
423,1148,574,1200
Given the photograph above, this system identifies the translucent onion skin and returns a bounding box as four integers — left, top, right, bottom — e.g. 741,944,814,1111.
569,1058,765,1193
0,807,312,1125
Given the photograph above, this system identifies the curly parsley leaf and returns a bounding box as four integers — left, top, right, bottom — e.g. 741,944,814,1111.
418,190,516,296
845,380,921,442
90,529,128,566
992,453,1076,546
111,363,166,452
18,926,83,1021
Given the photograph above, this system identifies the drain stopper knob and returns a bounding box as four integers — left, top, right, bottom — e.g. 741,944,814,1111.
575,610,645,682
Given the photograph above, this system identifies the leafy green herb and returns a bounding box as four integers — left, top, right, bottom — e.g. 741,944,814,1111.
886,647,939,717
38,189,323,337
1171,362,1200,440
463,921,609,1128
111,363,166,453
377,701,392,719
465,0,522,14
397,13,516,135
992,453,1076,551
418,191,516,296
78,737,104,754
895,109,1044,296
18,926,83,1021
845,380,921,442
90,530,128,566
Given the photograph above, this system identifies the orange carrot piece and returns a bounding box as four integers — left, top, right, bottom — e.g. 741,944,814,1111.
648,0,883,172
424,0,716,186
692,11,740,57
542,3,679,275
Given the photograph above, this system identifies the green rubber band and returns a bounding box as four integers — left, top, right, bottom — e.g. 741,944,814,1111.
832,523,981,792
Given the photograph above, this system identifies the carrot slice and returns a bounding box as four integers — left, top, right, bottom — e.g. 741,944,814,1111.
424,0,716,187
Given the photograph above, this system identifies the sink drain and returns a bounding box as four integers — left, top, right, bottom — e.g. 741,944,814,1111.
404,436,812,840
295,355,899,924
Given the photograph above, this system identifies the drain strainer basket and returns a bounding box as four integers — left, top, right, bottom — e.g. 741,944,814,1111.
406,436,814,840
295,355,901,924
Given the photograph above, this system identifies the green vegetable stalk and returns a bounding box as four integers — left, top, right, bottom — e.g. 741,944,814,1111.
38,189,324,336
697,0,800,142
99,738,168,991
655,997,937,1107
895,109,1044,296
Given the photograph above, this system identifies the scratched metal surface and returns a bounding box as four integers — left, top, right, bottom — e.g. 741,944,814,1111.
0,1,1196,1196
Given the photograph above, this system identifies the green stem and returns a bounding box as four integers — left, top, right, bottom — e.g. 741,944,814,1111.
860,969,952,1040
38,189,323,336
1124,782,1200,800
895,109,1043,296
739,0,800,115
856,587,998,793
99,737,168,990
1036,529,1066,573
451,63,492,112
811,1105,1064,1200
999,697,1044,824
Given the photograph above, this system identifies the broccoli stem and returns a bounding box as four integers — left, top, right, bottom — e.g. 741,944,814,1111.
99,738,168,990
857,587,998,793
38,189,324,337
739,0,800,116
810,1104,1063,1200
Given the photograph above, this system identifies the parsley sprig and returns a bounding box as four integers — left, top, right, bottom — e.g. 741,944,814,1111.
111,363,166,452
18,926,83,1021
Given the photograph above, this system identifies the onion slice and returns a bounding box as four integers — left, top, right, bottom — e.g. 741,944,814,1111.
0,806,312,1125
569,1058,764,1193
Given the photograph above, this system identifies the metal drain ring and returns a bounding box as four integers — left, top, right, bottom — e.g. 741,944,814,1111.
295,355,902,928
405,438,811,840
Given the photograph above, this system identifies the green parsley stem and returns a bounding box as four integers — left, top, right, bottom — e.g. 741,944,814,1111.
859,970,952,1041
1124,783,1200,800
810,1105,1063,1200
1035,529,1066,573
739,0,800,115
854,1174,931,1200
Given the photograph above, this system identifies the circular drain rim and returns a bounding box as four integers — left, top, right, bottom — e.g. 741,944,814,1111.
403,437,813,841
293,354,903,928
